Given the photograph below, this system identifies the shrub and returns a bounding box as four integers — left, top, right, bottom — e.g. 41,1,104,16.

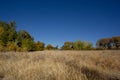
112,36,120,49
34,41,45,51
73,40,83,50
0,40,5,51
46,44,54,50
62,42,73,50
7,41,18,51
96,36,120,49
73,40,93,50
21,39,34,51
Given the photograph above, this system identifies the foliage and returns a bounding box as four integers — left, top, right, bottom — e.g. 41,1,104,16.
83,41,93,50
34,41,45,51
0,21,17,46
62,41,93,50
73,40,93,50
96,38,111,49
0,21,119,51
62,42,73,50
46,44,54,50
73,40,83,50
0,41,5,51
0,21,35,51
96,36,120,49
21,39,34,51
16,30,34,47
112,36,120,48
7,41,18,51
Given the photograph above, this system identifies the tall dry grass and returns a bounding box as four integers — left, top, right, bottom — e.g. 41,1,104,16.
0,50,120,80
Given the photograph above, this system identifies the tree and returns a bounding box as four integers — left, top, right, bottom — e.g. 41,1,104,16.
21,38,34,51
16,30,34,47
0,21,48,52
96,36,120,49
34,41,45,51
73,40,83,50
0,21,17,46
96,38,111,49
46,44,54,50
112,36,120,49
0,27,5,45
16,30,34,51
62,42,73,50
85,42,93,50
0,22,9,46
7,41,18,51
0,40,4,51
73,40,93,50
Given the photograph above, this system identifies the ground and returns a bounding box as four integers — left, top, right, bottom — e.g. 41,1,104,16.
0,50,120,80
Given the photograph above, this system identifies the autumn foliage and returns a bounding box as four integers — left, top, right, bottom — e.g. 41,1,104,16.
0,21,44,51
0,21,120,51
62,40,93,50
46,44,54,50
96,36,120,49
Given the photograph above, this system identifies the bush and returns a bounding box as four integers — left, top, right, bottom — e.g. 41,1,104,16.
46,44,54,50
21,39,34,51
73,40,83,50
73,40,93,50
34,41,45,51
0,41,5,51
62,42,73,50
7,42,19,51
96,36,120,49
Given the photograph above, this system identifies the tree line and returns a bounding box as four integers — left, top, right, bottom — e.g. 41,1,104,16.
61,41,93,50
0,21,62,51
0,21,43,51
0,21,119,51
96,36,120,49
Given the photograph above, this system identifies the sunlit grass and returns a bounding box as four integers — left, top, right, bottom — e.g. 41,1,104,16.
0,50,120,80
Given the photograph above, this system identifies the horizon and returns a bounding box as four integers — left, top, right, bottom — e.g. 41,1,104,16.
0,0,120,47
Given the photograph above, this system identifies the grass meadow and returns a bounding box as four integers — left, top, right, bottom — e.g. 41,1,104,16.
0,50,120,80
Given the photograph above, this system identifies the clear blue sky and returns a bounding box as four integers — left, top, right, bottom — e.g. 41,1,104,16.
0,0,120,47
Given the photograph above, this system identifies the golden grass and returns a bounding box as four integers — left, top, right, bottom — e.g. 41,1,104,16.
0,50,120,80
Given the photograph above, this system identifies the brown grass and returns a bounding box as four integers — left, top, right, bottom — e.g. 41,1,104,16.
0,50,120,80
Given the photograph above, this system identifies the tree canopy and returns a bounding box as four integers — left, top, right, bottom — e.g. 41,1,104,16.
0,21,43,51
0,21,119,51
96,36,120,49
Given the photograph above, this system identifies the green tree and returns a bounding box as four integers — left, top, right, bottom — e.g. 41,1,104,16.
73,40,93,50
16,30,34,47
0,21,17,46
0,22,9,46
21,39,34,51
85,42,93,50
0,40,5,51
73,40,83,50
7,41,18,51
62,42,73,50
16,30,34,51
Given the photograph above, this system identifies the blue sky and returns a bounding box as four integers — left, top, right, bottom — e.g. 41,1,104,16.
0,0,120,47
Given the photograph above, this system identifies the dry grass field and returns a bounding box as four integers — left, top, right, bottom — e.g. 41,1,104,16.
0,50,120,80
